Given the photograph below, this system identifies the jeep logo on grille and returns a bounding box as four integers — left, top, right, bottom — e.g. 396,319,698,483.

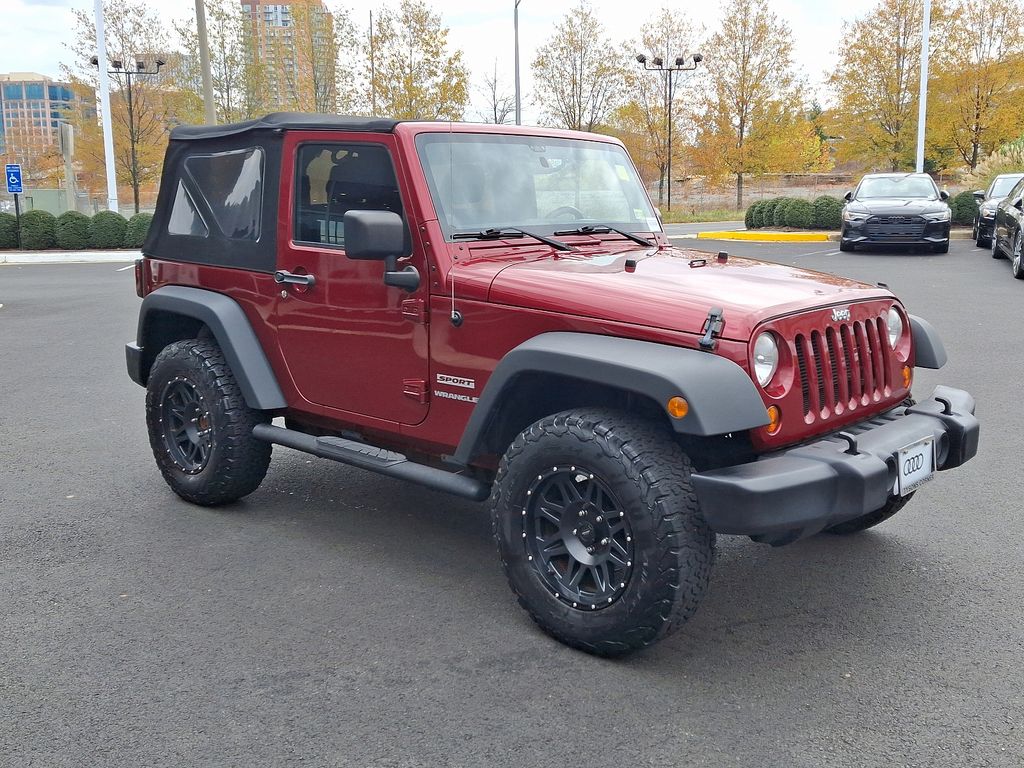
831,307,851,322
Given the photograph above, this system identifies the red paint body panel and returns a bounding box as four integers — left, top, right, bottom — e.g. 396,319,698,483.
142,120,915,463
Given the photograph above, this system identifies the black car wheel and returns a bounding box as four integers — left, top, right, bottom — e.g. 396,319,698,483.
1012,233,1024,280
932,241,949,254
975,219,991,248
146,339,272,506
490,408,714,656
992,229,1004,259
839,239,854,252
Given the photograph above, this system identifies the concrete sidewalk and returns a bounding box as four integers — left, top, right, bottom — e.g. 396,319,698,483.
1,249,140,265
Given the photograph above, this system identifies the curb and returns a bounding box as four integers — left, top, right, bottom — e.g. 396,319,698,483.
672,229,974,244
1,250,140,265
695,231,832,242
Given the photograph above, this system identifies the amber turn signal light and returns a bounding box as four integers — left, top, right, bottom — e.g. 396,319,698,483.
766,405,782,434
902,365,912,388
666,396,689,419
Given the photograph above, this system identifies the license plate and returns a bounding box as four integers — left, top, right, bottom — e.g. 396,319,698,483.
896,437,935,496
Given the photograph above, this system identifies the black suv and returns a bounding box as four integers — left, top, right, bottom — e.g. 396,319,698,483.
840,173,951,253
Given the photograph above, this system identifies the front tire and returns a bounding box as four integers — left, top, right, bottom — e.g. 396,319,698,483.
146,339,272,506
839,239,854,252
490,409,714,656
932,241,949,254
992,231,1004,258
1012,234,1024,280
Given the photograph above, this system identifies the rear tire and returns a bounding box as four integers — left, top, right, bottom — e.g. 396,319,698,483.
490,408,714,656
824,493,914,535
146,339,272,506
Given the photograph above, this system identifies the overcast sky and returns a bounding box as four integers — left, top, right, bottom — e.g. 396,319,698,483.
2,0,878,121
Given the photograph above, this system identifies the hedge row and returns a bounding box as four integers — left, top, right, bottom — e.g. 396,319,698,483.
745,195,844,230
0,210,153,250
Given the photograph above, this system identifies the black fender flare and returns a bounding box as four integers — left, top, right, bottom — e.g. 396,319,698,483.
909,314,947,369
130,285,286,410
450,332,769,465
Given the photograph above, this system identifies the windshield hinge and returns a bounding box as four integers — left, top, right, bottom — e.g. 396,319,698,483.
401,297,427,324
698,307,725,351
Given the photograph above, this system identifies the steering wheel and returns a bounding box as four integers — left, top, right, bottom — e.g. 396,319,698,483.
546,205,585,221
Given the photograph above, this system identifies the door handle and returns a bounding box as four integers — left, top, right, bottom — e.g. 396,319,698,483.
274,270,316,288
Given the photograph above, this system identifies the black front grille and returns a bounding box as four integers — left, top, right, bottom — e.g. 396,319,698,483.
865,215,926,240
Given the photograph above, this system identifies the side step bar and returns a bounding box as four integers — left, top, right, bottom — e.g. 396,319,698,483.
252,423,492,502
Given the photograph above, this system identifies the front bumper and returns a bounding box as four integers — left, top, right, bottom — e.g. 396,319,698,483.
842,219,950,245
691,386,979,546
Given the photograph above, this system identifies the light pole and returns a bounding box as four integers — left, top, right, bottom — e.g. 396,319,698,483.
915,0,932,173
514,0,522,126
91,56,165,213
635,52,702,212
195,0,216,125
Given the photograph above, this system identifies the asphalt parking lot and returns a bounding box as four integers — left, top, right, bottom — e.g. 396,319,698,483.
1,238,1020,767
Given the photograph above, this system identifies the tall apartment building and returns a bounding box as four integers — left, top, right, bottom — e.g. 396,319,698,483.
242,0,334,112
0,72,79,165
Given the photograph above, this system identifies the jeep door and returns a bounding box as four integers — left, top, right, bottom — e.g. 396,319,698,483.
272,132,430,425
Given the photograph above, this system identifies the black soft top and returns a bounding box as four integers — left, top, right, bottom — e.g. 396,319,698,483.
169,112,401,141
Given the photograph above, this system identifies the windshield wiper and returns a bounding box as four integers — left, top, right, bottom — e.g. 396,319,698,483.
553,224,655,247
451,227,573,252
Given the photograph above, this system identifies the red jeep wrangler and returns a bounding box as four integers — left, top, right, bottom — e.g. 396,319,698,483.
127,113,979,655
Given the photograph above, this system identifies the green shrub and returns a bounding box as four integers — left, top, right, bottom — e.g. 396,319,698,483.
784,199,815,229
750,200,767,229
759,198,781,228
744,202,757,229
19,209,57,250
55,210,92,250
89,210,129,249
124,212,153,248
812,195,843,230
949,191,977,226
0,212,17,249
773,197,798,227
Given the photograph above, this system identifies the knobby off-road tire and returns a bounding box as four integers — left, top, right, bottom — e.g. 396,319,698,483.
146,339,272,506
825,397,915,535
490,408,714,656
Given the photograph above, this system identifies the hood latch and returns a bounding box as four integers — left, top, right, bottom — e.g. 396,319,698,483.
699,307,725,351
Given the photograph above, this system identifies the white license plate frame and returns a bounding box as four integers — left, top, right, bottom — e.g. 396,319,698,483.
896,437,935,496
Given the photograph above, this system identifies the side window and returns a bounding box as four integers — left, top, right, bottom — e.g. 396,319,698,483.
294,143,403,248
183,147,264,240
167,180,209,237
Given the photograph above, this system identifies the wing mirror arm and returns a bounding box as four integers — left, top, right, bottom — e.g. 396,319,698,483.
384,256,421,292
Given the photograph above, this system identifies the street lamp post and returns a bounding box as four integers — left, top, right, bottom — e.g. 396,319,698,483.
514,0,523,126
91,56,165,213
635,52,702,212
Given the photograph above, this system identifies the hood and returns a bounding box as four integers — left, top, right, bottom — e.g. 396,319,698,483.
847,198,948,216
484,245,892,341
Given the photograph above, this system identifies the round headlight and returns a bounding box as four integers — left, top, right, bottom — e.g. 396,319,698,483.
753,332,779,387
886,308,903,348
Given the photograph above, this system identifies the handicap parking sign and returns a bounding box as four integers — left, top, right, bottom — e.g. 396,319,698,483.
6,164,23,194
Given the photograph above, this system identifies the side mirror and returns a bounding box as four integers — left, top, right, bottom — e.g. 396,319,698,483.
1015,199,1023,211
939,190,949,201
342,210,420,292
973,190,985,201
843,190,853,202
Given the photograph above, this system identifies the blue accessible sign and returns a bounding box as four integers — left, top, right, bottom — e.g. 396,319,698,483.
6,164,23,194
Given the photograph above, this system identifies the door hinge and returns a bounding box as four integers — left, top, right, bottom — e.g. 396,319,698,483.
403,378,429,403
401,297,427,324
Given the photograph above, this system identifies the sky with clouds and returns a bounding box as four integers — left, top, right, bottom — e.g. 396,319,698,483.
1,0,878,121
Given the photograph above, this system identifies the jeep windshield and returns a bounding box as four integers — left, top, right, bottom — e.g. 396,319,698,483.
416,132,661,242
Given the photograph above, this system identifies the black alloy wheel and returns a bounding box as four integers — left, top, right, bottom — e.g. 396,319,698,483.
158,376,213,473
145,339,272,506
491,408,714,656
523,466,634,610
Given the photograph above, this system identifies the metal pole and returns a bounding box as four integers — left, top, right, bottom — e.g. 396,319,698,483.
13,193,22,249
195,0,216,124
514,0,522,125
666,69,673,211
369,11,376,114
915,0,931,173
94,0,118,213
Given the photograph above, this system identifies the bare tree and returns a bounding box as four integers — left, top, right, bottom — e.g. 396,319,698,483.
478,60,515,124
